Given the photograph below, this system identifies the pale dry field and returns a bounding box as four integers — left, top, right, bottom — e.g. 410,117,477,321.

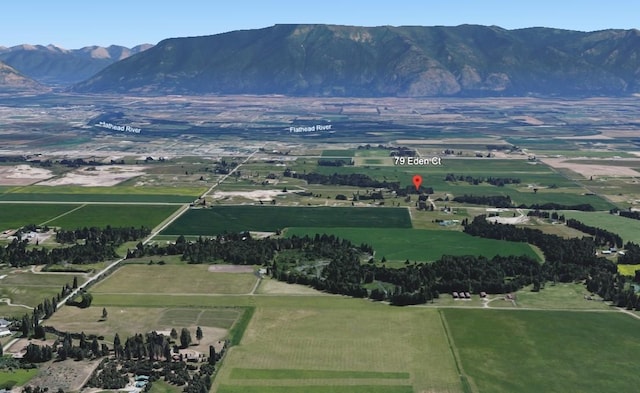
542,158,640,177
0,164,53,185
37,165,147,187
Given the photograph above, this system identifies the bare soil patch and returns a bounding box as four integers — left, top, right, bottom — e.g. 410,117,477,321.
0,164,53,185
24,358,101,392
256,277,328,295
210,190,286,201
37,165,147,187
207,265,254,273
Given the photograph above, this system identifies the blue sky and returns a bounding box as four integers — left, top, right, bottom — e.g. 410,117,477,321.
2,0,639,48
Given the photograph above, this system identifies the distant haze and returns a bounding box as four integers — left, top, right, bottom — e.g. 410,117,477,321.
1,1,639,48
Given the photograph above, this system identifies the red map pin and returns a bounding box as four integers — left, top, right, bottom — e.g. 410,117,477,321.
412,175,423,191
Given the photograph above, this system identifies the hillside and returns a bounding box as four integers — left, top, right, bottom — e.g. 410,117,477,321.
0,44,153,85
72,24,640,97
0,60,47,92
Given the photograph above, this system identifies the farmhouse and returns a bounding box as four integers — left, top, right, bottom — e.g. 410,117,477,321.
0,327,11,337
0,318,11,328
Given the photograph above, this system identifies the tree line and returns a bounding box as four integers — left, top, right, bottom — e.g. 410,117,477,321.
451,194,595,211
1,225,149,267
128,232,373,266
565,218,623,248
444,173,521,186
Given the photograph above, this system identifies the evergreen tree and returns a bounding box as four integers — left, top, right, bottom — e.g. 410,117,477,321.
196,326,203,343
179,328,192,348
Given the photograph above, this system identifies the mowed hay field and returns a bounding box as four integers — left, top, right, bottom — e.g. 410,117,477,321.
286,227,540,262
46,306,240,342
91,264,258,295
444,309,640,393
214,298,463,393
562,211,640,243
162,206,412,235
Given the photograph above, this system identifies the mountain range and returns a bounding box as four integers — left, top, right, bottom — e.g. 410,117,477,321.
3,24,640,97
72,24,640,97
0,44,152,85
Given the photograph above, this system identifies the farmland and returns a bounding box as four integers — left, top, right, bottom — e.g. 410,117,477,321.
443,309,640,393
46,204,180,229
562,210,640,244
1,95,639,393
90,264,259,295
0,203,80,230
285,227,540,262
162,206,412,235
214,299,462,393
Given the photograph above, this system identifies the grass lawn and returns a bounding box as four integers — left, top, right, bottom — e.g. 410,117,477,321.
444,309,640,393
91,264,258,295
0,369,38,389
618,264,640,276
213,299,463,393
162,206,412,235
285,227,540,262
46,204,179,229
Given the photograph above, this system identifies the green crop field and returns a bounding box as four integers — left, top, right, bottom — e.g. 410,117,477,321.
45,204,179,229
443,309,640,393
91,264,258,295
0,203,80,230
321,150,355,157
0,185,203,203
214,299,462,393
562,211,640,243
162,206,412,235
285,227,540,262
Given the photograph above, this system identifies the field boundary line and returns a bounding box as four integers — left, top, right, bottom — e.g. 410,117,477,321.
39,203,86,225
438,309,476,393
201,149,258,198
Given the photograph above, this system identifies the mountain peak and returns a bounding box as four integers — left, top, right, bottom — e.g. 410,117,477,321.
0,43,154,85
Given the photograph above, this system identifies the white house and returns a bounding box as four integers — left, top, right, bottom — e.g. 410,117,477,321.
0,327,12,337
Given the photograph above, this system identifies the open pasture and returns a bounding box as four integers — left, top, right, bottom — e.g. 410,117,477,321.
285,227,540,262
45,204,179,229
0,270,84,309
45,306,239,343
162,206,412,235
214,299,462,393
91,264,258,295
562,211,640,243
444,309,640,393
0,203,80,230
